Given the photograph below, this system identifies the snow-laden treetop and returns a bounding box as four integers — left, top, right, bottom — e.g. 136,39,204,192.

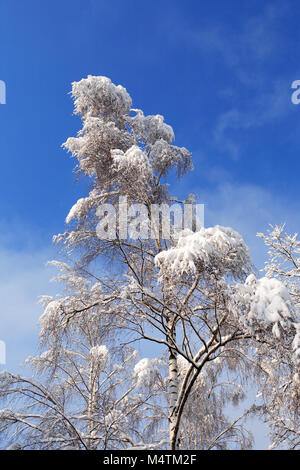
63,75,192,205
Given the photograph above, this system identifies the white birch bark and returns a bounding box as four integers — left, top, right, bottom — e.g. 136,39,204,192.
167,315,179,450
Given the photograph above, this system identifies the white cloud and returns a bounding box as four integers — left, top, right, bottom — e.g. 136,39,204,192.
0,222,60,373
167,2,287,80
164,3,293,160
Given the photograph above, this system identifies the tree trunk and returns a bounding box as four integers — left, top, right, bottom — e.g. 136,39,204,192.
168,316,179,450
87,362,96,449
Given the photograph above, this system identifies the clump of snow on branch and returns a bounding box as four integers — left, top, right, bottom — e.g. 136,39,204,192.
111,145,153,185
233,274,298,346
246,274,294,328
89,345,110,368
292,323,300,365
39,299,62,333
155,226,250,279
134,358,159,388
131,109,174,145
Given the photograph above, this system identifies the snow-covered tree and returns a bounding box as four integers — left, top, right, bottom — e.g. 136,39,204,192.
0,261,253,450
51,77,300,449
53,76,258,449
1,77,299,450
0,262,165,449
252,226,300,449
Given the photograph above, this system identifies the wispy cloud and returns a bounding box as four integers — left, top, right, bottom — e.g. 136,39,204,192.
214,79,291,159
0,221,59,373
164,2,294,160
180,3,288,83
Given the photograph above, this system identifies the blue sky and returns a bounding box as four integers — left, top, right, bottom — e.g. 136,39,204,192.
0,0,300,448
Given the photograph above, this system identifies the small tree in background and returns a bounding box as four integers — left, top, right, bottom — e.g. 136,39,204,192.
0,262,165,449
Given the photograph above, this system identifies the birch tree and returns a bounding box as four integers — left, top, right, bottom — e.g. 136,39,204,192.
0,262,164,449
50,76,299,449
0,259,252,450
1,76,299,450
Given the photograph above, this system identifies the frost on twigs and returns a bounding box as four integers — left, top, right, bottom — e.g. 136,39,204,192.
65,190,101,224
